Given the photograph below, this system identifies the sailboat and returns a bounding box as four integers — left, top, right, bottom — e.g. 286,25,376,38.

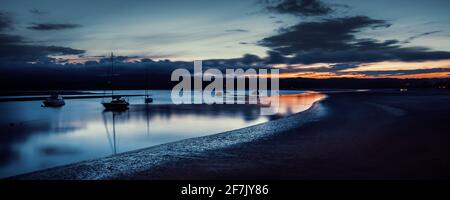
102,52,130,110
145,95,153,104
144,65,153,104
42,93,65,107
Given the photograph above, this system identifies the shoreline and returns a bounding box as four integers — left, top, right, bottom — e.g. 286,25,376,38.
11,97,327,180
11,89,450,180
120,90,450,180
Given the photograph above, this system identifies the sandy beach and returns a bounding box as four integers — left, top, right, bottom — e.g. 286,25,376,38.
12,89,450,180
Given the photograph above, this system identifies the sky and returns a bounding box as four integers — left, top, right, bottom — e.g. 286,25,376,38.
1,0,450,79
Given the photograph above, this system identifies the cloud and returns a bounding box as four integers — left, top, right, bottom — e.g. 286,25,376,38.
225,29,249,33
27,23,81,31
0,12,12,31
258,16,450,64
403,31,442,44
0,13,84,62
260,16,389,53
29,9,48,15
274,20,284,24
313,63,361,72
356,68,450,77
201,54,268,68
278,63,361,73
265,50,286,64
267,0,332,16
0,36,85,62
285,47,450,64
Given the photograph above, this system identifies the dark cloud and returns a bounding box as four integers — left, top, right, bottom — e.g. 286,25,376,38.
202,54,266,68
0,13,84,62
322,63,360,72
259,16,450,64
280,63,360,73
328,63,360,72
27,23,81,31
240,54,262,65
286,47,450,64
274,20,284,24
268,0,332,16
0,33,21,44
97,55,141,64
265,50,285,64
0,33,84,62
29,9,48,15
0,12,13,31
0,38,83,62
403,31,442,44
225,29,249,33
357,68,450,77
260,16,389,53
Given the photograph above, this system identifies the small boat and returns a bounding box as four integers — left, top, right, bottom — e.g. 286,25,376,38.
102,96,129,110
102,52,130,110
251,90,260,96
145,96,153,104
42,94,65,107
144,63,153,104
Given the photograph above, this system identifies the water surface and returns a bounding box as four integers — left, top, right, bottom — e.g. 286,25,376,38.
0,90,324,177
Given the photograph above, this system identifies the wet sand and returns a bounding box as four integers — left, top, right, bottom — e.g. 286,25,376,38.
12,89,450,179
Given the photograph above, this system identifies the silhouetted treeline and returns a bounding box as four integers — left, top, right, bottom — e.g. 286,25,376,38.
0,64,449,91
280,78,450,90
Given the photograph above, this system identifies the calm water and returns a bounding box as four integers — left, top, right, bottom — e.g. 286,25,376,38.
0,90,324,178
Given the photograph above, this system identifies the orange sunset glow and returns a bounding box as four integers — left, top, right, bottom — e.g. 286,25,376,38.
269,60,450,79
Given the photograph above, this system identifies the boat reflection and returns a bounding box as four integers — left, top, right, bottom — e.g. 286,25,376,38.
102,111,120,155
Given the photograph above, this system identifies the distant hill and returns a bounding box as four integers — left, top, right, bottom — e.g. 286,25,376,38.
0,64,448,90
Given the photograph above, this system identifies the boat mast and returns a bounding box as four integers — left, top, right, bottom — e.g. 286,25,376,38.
145,65,149,97
110,52,114,98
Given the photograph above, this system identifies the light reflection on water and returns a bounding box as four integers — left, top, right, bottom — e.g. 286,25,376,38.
0,90,324,178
